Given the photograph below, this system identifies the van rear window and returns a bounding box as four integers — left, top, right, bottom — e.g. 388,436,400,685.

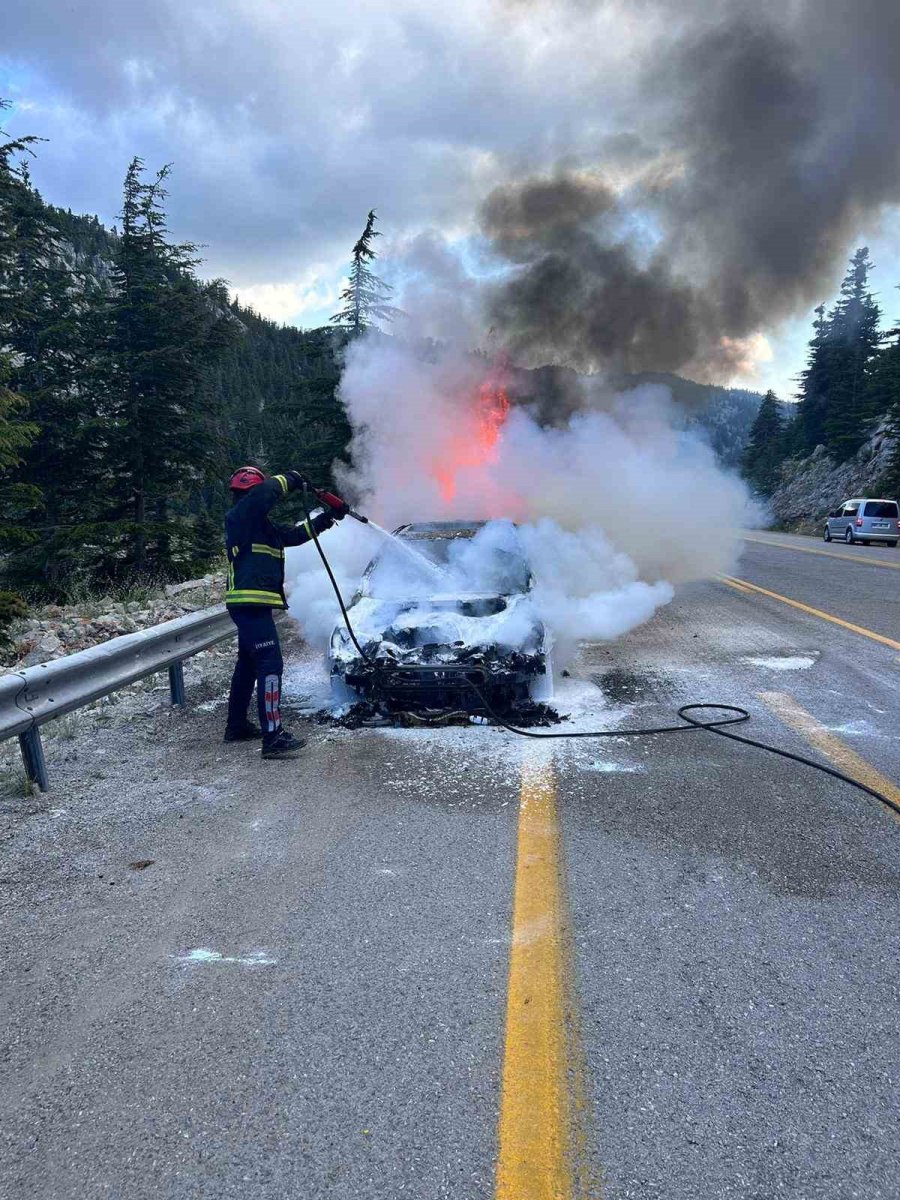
863,501,899,518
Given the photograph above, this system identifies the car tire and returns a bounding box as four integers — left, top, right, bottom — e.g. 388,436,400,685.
823,526,831,542
887,540,898,548
845,527,855,544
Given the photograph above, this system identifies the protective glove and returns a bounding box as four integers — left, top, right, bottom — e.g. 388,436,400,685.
285,469,310,490
329,499,350,521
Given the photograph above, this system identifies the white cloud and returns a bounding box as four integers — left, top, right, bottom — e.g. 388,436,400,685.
235,271,342,326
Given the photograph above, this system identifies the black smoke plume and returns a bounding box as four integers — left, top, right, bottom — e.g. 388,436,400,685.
482,0,900,381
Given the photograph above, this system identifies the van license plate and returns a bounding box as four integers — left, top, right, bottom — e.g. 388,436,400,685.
874,521,889,528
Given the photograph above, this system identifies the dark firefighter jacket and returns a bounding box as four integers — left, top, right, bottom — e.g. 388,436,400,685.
225,473,333,608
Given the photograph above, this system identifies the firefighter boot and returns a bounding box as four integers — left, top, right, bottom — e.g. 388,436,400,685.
261,729,307,759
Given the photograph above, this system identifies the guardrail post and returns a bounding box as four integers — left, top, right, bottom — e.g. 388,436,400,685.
168,662,186,707
18,728,49,793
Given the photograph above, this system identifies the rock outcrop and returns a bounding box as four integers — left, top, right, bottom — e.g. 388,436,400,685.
769,423,896,528
4,574,224,670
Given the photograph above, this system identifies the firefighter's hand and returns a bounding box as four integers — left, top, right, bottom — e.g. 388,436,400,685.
286,469,310,490
330,500,350,521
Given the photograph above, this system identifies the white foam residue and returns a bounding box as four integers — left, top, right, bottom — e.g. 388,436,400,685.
824,719,898,740
742,654,817,671
173,948,277,966
581,760,646,773
282,654,336,713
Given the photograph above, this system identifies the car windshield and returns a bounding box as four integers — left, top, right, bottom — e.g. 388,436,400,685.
361,520,532,599
863,501,898,518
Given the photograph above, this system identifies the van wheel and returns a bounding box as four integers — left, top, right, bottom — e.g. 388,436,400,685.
823,526,831,542
844,527,855,544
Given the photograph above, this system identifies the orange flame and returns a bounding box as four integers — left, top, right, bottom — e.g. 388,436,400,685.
434,377,510,504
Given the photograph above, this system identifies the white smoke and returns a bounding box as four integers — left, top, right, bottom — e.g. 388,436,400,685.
285,333,757,670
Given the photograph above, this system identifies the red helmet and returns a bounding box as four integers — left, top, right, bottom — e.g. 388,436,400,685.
229,465,266,491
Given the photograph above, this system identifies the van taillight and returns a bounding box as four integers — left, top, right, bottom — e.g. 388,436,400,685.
855,517,863,526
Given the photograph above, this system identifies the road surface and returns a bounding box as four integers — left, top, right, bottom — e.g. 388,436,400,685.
1,532,898,1199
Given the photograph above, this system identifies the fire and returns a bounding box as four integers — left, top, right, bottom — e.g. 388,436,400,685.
434,376,510,504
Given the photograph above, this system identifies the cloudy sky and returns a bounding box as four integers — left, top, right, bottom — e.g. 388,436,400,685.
3,0,900,396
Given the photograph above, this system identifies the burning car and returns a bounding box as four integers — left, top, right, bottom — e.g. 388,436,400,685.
328,520,551,714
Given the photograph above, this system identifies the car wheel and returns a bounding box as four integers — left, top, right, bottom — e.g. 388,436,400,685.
844,527,855,544
823,526,831,542
887,541,898,548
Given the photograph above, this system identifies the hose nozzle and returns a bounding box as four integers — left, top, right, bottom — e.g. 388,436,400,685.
315,488,369,524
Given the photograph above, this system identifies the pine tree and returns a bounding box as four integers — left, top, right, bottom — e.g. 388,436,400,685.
0,101,41,568
822,248,882,461
741,390,785,495
869,307,900,499
796,304,832,452
330,210,401,334
795,250,883,462
266,327,350,487
1,163,110,590
103,159,239,577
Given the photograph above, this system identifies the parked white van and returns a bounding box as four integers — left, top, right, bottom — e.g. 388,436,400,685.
824,498,899,547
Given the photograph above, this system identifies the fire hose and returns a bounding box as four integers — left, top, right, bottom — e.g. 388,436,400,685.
298,485,899,818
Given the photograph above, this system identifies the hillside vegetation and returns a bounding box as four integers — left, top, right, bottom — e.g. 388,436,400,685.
741,248,900,515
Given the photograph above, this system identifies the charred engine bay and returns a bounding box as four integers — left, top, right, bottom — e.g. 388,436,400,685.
311,697,561,730
330,651,552,725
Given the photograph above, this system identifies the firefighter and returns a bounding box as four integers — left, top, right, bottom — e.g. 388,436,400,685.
223,466,347,758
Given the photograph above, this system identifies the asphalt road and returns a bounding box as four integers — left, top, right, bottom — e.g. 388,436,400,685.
1,532,898,1199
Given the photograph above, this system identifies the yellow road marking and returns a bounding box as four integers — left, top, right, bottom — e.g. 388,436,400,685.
720,575,900,652
496,754,575,1199
724,577,753,594
743,533,900,571
758,691,900,821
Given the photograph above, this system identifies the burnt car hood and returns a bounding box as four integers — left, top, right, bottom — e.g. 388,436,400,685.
330,590,546,668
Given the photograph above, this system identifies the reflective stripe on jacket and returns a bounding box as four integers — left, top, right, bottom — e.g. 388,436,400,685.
224,474,332,608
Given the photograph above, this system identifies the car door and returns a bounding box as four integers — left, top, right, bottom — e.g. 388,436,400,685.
828,503,847,535
840,501,860,535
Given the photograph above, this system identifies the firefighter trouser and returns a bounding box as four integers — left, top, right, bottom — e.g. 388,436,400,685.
226,607,284,744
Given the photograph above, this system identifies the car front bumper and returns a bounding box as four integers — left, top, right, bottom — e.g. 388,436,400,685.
334,655,548,713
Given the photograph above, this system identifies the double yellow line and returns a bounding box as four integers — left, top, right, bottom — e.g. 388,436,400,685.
743,534,900,572
495,753,594,1199
720,575,900,652
758,691,900,821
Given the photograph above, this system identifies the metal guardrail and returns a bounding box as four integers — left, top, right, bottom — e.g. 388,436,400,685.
1,605,236,792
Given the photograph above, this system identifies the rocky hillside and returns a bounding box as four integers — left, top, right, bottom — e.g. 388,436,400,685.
768,421,897,529
509,363,761,468
4,574,224,670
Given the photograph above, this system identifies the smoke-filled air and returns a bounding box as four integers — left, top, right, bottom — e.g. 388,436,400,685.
269,0,900,675
286,336,757,670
